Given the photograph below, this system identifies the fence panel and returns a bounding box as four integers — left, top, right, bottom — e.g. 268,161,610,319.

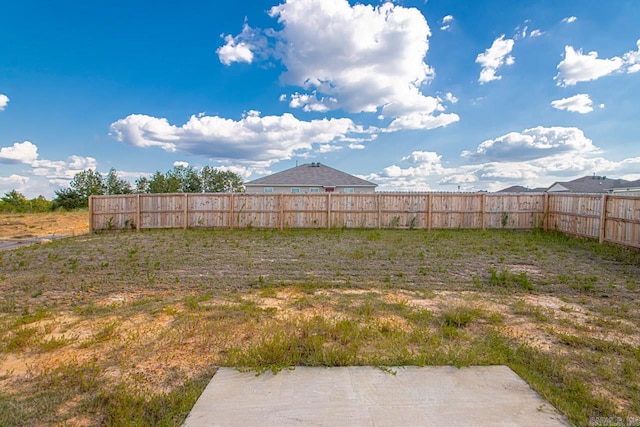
283,195,328,228
484,194,545,229
604,195,640,248
88,192,639,249
430,194,483,229
90,195,137,231
547,194,602,239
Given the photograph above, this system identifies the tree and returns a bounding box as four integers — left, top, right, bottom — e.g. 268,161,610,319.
201,166,244,192
104,168,132,195
0,190,28,212
167,165,202,193
70,169,105,203
136,165,244,194
52,188,85,210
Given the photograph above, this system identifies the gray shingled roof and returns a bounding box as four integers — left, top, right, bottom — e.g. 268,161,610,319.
245,163,377,187
548,175,630,193
497,185,534,193
609,178,640,190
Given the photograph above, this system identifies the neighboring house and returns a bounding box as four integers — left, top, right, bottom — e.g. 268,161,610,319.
608,179,640,195
497,185,546,193
546,175,630,193
245,163,377,194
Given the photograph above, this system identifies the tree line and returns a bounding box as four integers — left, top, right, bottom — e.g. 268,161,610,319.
0,165,244,212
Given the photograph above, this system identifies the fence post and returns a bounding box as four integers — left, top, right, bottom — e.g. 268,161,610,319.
599,194,608,244
88,196,94,233
326,193,331,229
481,193,486,230
377,193,382,229
229,193,235,229
543,193,549,231
427,193,432,231
136,194,141,232
183,193,188,230
279,193,284,230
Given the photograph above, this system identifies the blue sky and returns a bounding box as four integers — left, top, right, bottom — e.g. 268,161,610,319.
1,0,639,198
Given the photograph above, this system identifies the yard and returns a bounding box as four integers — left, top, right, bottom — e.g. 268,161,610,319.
0,214,639,426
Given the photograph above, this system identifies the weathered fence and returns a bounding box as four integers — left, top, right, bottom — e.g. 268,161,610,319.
89,192,640,249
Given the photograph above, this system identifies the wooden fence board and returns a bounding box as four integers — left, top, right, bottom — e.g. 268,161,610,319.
88,192,639,249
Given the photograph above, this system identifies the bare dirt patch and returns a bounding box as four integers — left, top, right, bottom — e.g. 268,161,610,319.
0,211,89,239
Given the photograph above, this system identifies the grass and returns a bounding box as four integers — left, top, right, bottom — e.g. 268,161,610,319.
0,225,639,425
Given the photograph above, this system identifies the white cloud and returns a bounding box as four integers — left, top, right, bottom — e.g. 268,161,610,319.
110,112,369,165
217,24,256,65
551,94,594,114
529,29,543,38
31,156,98,179
476,35,515,83
0,141,39,164
288,92,337,112
366,127,640,192
623,39,640,73
461,126,598,162
0,94,8,111
443,92,458,104
555,46,623,86
173,161,189,168
440,14,454,31
562,16,577,24
220,0,456,131
0,174,29,188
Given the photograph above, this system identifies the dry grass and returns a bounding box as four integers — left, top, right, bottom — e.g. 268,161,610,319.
0,211,89,239
0,215,639,425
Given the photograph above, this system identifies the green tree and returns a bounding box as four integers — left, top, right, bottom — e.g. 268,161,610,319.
104,168,132,195
167,165,202,193
146,171,173,193
52,188,85,210
29,195,52,213
0,190,28,212
52,169,105,210
201,166,244,192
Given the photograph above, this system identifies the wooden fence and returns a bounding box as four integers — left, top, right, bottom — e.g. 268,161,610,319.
89,192,640,249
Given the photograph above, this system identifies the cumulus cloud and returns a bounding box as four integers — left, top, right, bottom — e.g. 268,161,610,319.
0,94,8,111
219,0,457,131
217,24,257,65
440,14,454,31
462,126,598,162
287,92,338,112
0,174,29,187
0,141,39,164
551,94,594,114
554,40,640,86
529,29,543,38
173,161,189,168
623,39,640,73
562,16,577,24
366,126,640,192
555,46,623,86
476,35,515,83
110,111,371,165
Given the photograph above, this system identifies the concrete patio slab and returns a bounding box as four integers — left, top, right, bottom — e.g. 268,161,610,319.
183,366,570,426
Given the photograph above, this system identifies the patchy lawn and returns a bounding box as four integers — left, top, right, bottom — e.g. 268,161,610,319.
0,226,639,426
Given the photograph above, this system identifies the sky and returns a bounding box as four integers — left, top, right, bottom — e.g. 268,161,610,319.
1,0,639,198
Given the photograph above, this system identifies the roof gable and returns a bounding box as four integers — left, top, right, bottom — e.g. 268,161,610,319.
246,163,377,187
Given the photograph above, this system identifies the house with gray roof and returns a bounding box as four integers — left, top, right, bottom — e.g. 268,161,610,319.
546,175,630,193
245,163,377,194
608,178,640,195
